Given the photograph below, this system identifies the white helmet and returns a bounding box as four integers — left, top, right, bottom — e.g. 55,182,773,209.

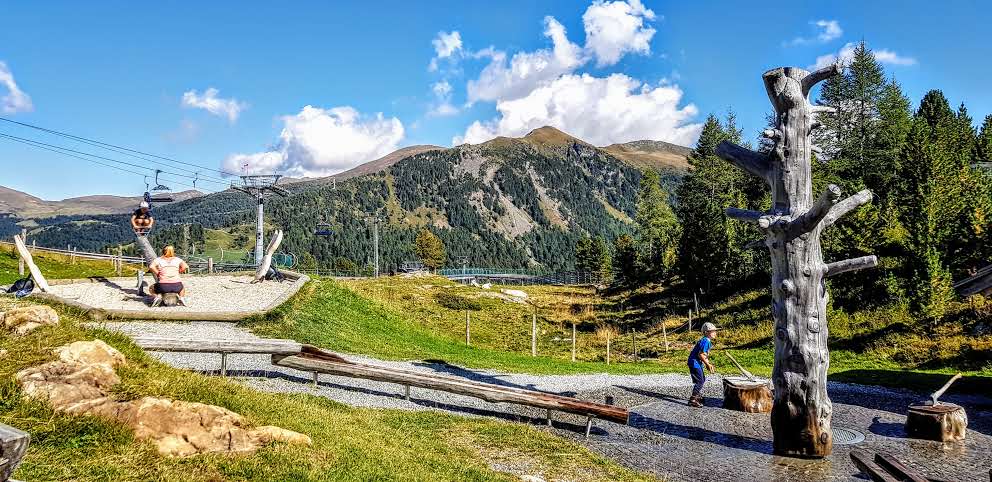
139,201,150,209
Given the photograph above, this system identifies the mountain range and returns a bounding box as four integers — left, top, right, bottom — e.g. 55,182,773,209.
0,127,690,270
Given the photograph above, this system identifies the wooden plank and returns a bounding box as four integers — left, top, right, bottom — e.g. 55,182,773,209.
275,353,629,424
13,234,49,292
133,337,303,355
929,373,962,406
873,453,928,482
850,450,900,482
1,423,30,482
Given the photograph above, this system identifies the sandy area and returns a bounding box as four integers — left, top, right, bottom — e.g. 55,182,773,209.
47,275,296,313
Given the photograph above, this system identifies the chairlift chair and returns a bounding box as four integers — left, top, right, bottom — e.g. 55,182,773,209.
147,169,175,203
314,222,333,236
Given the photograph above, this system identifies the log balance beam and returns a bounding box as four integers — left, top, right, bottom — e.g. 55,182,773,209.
133,337,629,429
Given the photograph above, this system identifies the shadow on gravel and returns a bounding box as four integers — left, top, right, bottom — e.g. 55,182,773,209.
413,360,555,394
627,410,772,455
867,417,906,438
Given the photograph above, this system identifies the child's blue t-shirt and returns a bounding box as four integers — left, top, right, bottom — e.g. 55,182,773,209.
688,337,712,369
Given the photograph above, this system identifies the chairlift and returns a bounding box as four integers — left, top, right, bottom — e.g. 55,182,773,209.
148,169,175,203
314,222,333,236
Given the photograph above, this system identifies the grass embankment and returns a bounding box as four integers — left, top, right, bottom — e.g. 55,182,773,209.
0,297,651,482
0,244,138,285
254,275,992,393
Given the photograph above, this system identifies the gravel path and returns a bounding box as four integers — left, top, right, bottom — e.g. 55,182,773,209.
96,321,992,482
51,275,296,313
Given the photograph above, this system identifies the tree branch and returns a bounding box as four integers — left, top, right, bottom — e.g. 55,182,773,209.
743,238,766,250
825,255,878,278
822,189,873,228
802,62,843,98
788,184,842,235
715,141,771,183
726,208,776,228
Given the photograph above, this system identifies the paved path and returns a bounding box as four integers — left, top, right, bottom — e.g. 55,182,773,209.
96,321,992,482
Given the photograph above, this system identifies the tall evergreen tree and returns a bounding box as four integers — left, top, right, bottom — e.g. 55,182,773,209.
634,170,680,280
976,115,992,163
610,234,637,286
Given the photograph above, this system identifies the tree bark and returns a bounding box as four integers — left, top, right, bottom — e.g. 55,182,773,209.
905,404,968,442
722,377,773,413
715,63,877,458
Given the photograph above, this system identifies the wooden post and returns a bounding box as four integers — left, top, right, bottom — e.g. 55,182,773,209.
688,309,693,332
531,311,537,357
465,311,471,345
715,63,878,457
631,330,637,361
17,228,26,276
662,320,669,352
571,322,576,362
208,257,214,274
605,333,611,365
220,353,227,376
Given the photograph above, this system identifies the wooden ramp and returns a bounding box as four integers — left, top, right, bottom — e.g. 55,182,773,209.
134,337,629,428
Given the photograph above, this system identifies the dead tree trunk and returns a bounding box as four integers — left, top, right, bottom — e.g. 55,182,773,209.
715,64,878,458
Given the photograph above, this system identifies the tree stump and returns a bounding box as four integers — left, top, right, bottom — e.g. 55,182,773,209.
723,377,773,413
905,404,967,442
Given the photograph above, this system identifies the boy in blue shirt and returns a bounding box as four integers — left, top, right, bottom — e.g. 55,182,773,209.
687,322,720,407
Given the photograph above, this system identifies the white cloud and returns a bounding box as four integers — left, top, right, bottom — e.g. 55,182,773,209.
429,80,459,116
811,42,917,70
429,31,463,72
582,0,657,66
223,105,404,177
454,73,701,147
467,17,584,104
0,61,33,114
181,88,248,123
786,19,843,46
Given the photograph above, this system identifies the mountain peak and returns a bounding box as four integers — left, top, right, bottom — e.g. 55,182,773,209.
522,126,584,146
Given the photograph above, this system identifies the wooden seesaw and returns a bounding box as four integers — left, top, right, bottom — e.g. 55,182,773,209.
133,337,628,437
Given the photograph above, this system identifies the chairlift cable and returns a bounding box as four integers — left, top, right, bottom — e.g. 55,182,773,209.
0,133,216,194
0,116,239,178
0,132,228,186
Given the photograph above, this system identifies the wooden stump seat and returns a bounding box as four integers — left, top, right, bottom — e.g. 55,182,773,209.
722,377,773,413
905,403,967,442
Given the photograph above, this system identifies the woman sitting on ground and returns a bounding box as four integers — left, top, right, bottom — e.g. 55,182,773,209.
149,245,189,306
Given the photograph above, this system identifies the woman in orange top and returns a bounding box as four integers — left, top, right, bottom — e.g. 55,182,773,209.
149,245,189,305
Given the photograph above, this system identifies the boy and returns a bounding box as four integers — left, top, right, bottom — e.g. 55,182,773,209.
687,322,720,407
131,201,154,235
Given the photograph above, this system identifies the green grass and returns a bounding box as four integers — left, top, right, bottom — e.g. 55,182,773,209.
0,297,653,482
253,275,992,393
0,244,138,285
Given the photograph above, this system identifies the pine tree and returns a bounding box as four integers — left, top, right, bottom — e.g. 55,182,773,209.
610,234,637,286
868,78,914,197
414,228,446,271
977,115,992,164
896,91,963,321
634,170,680,280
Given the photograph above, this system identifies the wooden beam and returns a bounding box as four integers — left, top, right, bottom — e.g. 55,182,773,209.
133,336,303,355
850,450,900,482
822,189,873,229
1,423,29,482
873,453,928,482
275,353,629,425
13,234,49,292
789,184,842,236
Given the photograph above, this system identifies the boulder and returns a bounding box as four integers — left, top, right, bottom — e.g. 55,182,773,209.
501,289,528,300
2,305,59,335
15,339,311,457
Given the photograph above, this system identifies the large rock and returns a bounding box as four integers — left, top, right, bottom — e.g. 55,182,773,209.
15,339,311,457
2,305,59,335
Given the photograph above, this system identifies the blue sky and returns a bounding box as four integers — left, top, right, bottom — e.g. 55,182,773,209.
1,1,990,200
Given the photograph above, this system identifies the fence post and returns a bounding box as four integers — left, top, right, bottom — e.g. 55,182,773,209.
465,311,471,345
208,257,214,274
632,330,638,362
662,320,669,352
531,311,537,357
571,322,576,362
18,228,26,275
606,333,611,365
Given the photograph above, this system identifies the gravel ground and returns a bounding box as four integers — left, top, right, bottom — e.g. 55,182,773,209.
50,275,296,313
96,321,992,482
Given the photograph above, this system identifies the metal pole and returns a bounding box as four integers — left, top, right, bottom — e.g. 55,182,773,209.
255,196,264,267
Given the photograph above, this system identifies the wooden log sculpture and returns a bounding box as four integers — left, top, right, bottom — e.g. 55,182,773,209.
13,234,49,292
715,63,878,457
905,373,967,442
0,423,30,482
135,234,159,296
253,229,283,283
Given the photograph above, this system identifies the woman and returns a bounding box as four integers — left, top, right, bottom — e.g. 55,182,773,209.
149,245,188,306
